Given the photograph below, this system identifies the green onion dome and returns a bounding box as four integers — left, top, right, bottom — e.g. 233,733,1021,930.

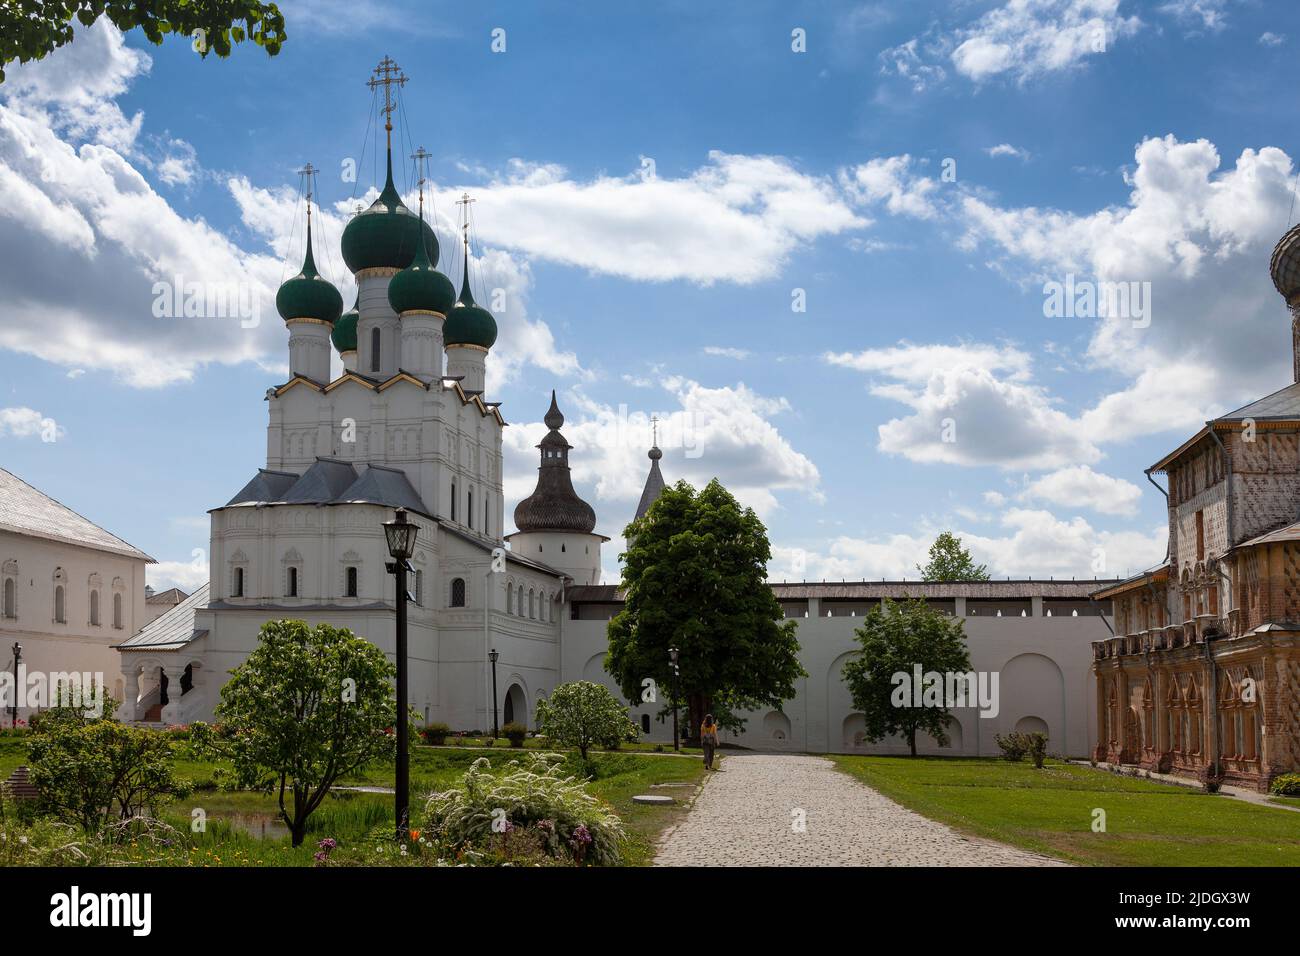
332,294,359,352
341,149,439,274
443,252,498,349
387,232,455,316
275,220,343,324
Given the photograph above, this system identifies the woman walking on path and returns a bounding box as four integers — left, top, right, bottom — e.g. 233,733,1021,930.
701,714,720,770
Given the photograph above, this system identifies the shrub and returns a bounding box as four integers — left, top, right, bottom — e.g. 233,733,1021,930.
1199,764,1225,794
423,753,625,866
1270,773,1300,797
502,722,527,748
995,732,1029,762
422,722,450,746
1025,733,1048,768
535,681,638,760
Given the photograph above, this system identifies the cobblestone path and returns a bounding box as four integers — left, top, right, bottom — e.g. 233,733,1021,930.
653,753,1067,867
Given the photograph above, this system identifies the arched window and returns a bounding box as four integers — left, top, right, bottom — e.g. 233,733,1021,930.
507,583,514,615
346,566,358,598
89,588,100,626
113,592,123,629
451,482,457,522
370,327,381,373
415,570,424,606
54,585,65,624
2,577,14,620
467,489,474,529
528,588,535,619
484,497,490,535
287,566,298,598
234,566,245,598
450,578,466,608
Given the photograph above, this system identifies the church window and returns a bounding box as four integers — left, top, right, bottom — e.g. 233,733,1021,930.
2,576,14,620
89,589,100,627
54,585,65,624
561,543,566,553
415,570,424,606
234,567,245,598
507,583,514,614
484,497,490,535
371,328,381,373
288,566,299,598
1195,510,1204,561
450,578,466,608
468,490,474,529
528,588,535,619
346,567,358,598
113,593,123,629
451,483,457,521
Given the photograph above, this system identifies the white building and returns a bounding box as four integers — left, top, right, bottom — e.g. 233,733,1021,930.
0,467,155,720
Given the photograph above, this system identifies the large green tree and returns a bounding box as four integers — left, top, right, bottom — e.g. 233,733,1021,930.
189,620,399,846
607,478,805,744
917,531,989,581
841,597,973,756
1,1,286,82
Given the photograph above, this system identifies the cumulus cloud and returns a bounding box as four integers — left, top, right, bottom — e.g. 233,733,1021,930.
1019,465,1144,515
881,0,1142,89
703,346,751,360
503,377,821,531
839,155,939,219
986,143,1031,160
147,557,210,593
0,407,63,440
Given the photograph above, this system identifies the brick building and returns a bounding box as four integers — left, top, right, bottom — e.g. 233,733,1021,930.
1091,225,1300,790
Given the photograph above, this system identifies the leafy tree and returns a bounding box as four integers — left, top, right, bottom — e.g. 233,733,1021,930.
189,620,399,847
841,597,973,756
607,478,805,743
27,696,191,831
535,681,637,762
1,0,286,83
917,531,989,581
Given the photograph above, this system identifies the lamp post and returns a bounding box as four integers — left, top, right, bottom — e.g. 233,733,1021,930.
383,508,418,841
488,648,500,738
10,642,20,728
668,645,680,753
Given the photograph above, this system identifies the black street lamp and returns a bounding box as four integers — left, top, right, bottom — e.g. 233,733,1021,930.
668,645,680,753
383,508,418,841
10,642,21,728
488,648,500,738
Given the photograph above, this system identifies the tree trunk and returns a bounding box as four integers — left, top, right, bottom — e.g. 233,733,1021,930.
685,692,712,747
908,728,917,757
291,819,306,848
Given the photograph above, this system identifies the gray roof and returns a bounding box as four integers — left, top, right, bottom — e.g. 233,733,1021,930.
1236,521,1300,549
146,587,189,605
1215,381,1300,421
117,583,209,651
634,449,666,521
0,467,153,561
220,459,431,517
568,579,1118,603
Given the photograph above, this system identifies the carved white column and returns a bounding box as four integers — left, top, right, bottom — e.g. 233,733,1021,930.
161,665,186,725
120,665,140,722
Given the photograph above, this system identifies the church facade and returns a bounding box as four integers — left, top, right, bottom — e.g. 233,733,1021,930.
1090,225,1300,791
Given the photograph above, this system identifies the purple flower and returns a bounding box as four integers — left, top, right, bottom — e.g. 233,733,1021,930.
570,824,592,846
317,838,337,851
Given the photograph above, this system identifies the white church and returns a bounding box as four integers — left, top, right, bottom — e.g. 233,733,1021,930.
103,62,1117,755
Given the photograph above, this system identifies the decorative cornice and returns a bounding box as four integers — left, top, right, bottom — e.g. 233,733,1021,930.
446,343,488,354
399,309,446,319
356,267,401,279
285,316,333,327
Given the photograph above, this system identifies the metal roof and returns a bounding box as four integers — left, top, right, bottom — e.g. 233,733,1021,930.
568,579,1118,603
219,460,431,517
117,583,209,651
0,467,153,561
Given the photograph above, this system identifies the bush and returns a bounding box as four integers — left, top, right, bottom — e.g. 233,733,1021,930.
995,732,1029,761
1025,733,1048,768
1270,773,1300,797
423,753,625,866
535,681,638,760
502,722,527,748
1199,764,1225,794
422,722,450,746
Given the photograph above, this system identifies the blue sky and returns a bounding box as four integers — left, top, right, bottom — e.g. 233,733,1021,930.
2,0,1299,589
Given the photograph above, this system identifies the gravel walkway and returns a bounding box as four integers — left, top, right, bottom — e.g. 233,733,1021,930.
654,753,1067,867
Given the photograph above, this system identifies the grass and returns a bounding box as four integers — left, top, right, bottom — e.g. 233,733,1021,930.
832,755,1300,867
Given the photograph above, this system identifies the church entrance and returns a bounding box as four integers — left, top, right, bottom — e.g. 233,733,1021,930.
503,684,526,728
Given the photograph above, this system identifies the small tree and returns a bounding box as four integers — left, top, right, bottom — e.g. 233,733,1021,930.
190,620,399,847
535,681,638,761
841,598,973,756
27,697,191,832
917,532,989,581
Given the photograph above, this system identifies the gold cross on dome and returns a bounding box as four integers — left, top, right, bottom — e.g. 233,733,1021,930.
297,162,318,219
366,56,407,144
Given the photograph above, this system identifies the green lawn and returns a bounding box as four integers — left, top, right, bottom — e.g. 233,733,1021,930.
832,755,1300,867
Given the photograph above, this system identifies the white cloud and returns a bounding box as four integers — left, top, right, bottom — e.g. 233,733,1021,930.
1020,465,1144,515
878,37,947,92
147,558,210,593
1259,32,1286,47
503,378,821,531
703,346,751,360
986,143,1031,160
840,155,938,220
0,407,62,440
154,137,199,187
1159,0,1232,31
444,151,867,285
